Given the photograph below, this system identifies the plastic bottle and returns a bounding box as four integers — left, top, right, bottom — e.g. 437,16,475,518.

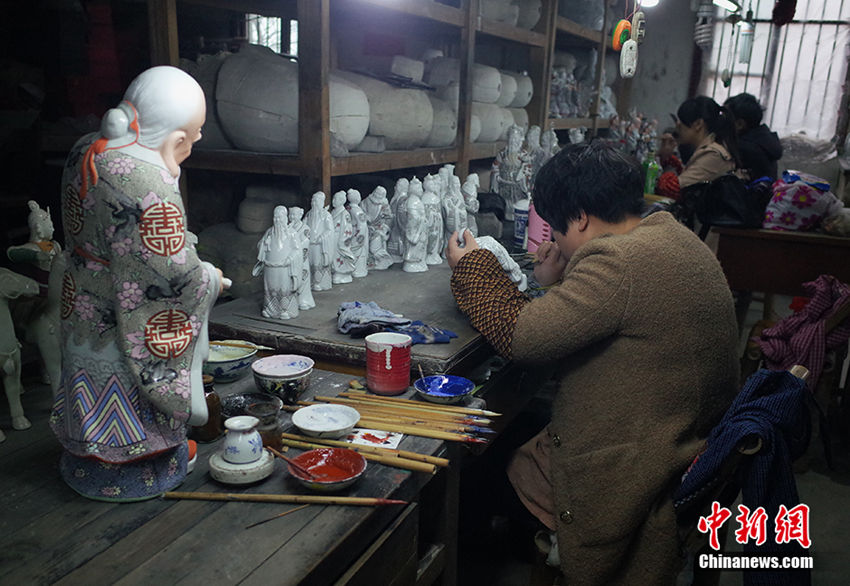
644,152,661,194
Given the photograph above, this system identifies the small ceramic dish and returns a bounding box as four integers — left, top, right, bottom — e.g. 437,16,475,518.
203,340,258,382
291,404,360,439
251,354,315,405
287,448,366,492
220,392,283,420
413,375,476,405
209,449,275,485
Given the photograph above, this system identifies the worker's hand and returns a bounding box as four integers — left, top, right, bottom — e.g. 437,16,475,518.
446,229,479,269
533,241,567,287
215,267,226,294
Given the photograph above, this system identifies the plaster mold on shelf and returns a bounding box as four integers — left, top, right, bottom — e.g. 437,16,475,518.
216,45,369,153
472,102,509,143
507,72,534,108
389,56,425,83
469,114,482,143
336,71,434,150
497,107,516,140
495,71,518,107
508,107,529,130
425,96,458,148
180,52,233,149
426,58,502,105
480,0,519,26
516,0,543,29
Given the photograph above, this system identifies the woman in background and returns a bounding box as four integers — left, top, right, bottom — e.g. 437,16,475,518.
724,92,783,182
657,96,739,198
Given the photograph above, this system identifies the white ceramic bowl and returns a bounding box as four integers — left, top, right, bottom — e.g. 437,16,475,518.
251,354,315,404
203,340,258,382
292,404,361,439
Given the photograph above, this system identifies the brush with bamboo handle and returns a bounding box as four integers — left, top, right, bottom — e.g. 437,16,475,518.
351,411,490,435
293,400,491,427
163,491,407,506
280,437,438,474
312,395,497,421
330,397,493,424
354,417,487,443
341,391,502,417
279,432,449,467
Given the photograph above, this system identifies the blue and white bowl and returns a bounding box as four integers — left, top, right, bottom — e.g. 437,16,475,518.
413,375,476,404
251,354,315,405
203,340,258,383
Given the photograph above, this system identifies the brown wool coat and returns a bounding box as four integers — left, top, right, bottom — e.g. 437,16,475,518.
678,137,736,189
450,212,740,585
511,212,740,584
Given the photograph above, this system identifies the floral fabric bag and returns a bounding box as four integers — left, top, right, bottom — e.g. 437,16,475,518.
763,170,844,231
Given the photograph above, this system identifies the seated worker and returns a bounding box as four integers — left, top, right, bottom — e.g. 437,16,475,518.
657,127,683,174
657,96,739,199
724,92,783,182
447,141,740,584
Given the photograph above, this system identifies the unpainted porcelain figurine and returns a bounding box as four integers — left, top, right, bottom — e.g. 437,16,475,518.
331,190,355,284
288,207,316,310
0,269,39,442
443,175,469,250
6,200,64,390
305,191,335,291
254,206,301,320
421,182,444,265
346,189,369,278
476,235,528,291
403,182,428,273
462,173,481,237
362,186,394,270
387,177,410,263
52,65,224,500
491,124,532,220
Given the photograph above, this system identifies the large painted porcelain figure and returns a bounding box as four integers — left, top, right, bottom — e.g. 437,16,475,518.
305,191,335,291
421,182,444,265
462,173,480,237
387,177,409,263
6,200,64,390
254,206,301,320
491,124,532,220
52,66,224,500
403,185,428,273
347,189,369,278
361,186,394,270
288,206,315,310
331,190,355,284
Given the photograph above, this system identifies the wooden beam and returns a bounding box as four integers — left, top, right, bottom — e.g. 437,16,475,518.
454,0,478,180
147,0,179,66
298,0,331,200
527,0,558,130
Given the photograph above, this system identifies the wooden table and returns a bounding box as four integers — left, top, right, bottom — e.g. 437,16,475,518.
209,263,492,376
0,369,462,586
713,227,850,296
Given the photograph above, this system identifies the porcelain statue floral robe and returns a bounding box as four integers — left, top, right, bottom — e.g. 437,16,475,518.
347,189,369,278
288,207,315,310
403,189,428,273
491,124,532,220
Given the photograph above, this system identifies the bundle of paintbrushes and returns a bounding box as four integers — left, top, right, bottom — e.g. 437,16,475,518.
292,390,498,445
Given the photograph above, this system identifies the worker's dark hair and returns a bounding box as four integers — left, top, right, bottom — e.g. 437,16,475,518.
677,95,740,166
532,140,644,234
724,92,764,130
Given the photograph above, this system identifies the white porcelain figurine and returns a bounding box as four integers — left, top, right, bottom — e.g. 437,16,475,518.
403,182,428,273
305,191,335,291
421,181,444,265
476,234,528,291
442,175,469,251
254,206,301,320
462,173,480,237
491,124,532,220
288,206,315,311
331,190,355,284
387,177,410,263
362,186,394,270
346,189,369,278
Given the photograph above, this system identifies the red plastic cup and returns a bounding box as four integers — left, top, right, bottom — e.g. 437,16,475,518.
365,332,412,395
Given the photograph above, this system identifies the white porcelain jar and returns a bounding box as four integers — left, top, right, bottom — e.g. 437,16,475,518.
222,416,264,464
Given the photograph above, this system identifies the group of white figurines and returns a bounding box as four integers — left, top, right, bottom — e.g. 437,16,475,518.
253,163,528,321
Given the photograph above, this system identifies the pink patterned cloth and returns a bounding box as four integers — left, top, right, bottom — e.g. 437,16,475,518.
758,275,850,389
763,177,843,231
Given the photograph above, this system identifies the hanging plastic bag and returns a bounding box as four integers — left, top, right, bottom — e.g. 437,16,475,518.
763,170,844,231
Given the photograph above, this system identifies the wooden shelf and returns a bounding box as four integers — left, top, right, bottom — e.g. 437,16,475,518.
555,16,604,44
549,117,611,130
184,149,301,175
181,0,296,19
467,141,506,160
331,147,459,175
344,0,464,27
477,18,548,47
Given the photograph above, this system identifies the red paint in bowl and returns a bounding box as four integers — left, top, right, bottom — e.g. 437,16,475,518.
287,448,367,492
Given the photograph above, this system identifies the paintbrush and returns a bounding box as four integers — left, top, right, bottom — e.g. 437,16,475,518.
245,504,311,529
279,432,449,467
266,446,323,479
339,391,502,417
279,438,437,474
163,491,407,506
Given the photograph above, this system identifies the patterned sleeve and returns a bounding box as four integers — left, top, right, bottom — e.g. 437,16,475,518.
450,248,532,359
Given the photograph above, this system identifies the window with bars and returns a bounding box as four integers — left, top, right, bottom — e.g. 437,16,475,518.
701,0,850,141
245,14,299,57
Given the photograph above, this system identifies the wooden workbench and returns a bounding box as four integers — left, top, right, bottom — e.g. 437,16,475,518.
0,369,463,585
210,262,492,376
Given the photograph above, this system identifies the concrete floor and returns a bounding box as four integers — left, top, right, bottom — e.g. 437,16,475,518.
459,294,850,585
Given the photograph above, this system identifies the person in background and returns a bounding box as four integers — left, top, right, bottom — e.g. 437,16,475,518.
724,92,783,182
447,141,740,584
657,96,739,199
657,126,683,174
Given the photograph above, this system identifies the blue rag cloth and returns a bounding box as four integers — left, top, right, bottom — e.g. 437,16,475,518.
388,320,458,345
337,301,410,335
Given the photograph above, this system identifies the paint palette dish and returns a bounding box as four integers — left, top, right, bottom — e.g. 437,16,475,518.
203,340,258,382
291,404,360,439
251,354,315,405
413,375,476,405
220,392,283,420
287,448,367,492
